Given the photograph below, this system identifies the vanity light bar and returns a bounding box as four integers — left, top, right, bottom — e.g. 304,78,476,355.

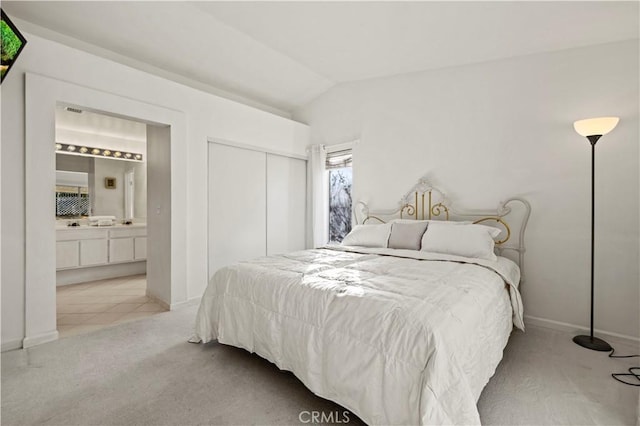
55,143,143,162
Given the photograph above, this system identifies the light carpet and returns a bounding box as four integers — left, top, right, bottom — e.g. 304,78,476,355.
2,302,638,425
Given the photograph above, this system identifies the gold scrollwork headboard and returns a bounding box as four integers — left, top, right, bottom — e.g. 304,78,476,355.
359,179,450,224
355,178,531,280
400,188,450,221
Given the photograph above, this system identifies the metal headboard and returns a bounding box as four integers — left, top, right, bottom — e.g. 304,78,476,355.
355,178,531,280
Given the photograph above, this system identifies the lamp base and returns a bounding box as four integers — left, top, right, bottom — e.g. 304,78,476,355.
573,335,612,352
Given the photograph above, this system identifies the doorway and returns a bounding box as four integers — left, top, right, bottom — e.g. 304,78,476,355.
24,73,187,348
54,107,168,338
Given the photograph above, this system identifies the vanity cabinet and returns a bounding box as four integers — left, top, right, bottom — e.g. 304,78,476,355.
56,225,147,270
109,228,146,263
56,228,109,269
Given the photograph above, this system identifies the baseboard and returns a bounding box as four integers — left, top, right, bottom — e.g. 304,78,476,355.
145,291,170,310
57,261,146,286
22,330,59,349
1,338,24,352
145,292,201,311
524,315,640,346
170,296,201,310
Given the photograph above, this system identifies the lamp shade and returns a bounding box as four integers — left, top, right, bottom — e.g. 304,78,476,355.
573,117,619,137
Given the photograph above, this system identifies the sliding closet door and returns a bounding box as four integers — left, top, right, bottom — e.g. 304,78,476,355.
208,143,266,276
266,154,307,255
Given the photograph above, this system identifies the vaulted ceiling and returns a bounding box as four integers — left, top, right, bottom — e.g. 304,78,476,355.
4,1,638,116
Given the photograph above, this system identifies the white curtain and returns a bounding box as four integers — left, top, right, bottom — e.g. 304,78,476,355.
307,144,328,248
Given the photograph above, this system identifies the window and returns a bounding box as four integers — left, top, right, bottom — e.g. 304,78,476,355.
327,150,352,243
55,185,89,217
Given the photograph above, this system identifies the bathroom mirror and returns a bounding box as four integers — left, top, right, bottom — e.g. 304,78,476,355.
55,154,147,221
55,105,147,222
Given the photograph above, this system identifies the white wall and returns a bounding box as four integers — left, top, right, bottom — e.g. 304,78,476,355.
129,161,147,220
56,154,92,174
146,125,172,304
294,40,639,340
1,30,309,350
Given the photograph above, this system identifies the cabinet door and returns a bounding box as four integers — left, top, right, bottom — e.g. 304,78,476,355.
80,239,108,266
208,143,266,277
134,237,147,260
266,154,307,255
109,238,134,263
56,241,79,269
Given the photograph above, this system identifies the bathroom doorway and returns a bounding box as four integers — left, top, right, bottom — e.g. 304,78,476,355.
23,73,186,348
54,107,166,338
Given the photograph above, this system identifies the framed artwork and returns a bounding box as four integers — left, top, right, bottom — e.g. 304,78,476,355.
104,177,116,189
1,9,27,83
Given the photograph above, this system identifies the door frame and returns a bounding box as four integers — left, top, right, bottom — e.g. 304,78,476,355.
24,73,187,348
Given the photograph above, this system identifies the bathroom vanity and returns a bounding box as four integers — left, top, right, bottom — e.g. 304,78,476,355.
56,223,147,285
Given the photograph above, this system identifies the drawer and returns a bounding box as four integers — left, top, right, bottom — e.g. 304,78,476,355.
57,228,108,241
109,228,147,238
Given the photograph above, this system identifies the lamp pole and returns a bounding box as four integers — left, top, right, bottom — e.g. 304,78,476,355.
572,131,615,351
572,117,619,351
588,136,599,341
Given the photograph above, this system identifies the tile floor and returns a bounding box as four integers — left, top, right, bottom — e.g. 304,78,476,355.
56,274,166,338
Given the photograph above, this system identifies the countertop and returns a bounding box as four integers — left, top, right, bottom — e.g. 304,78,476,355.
56,223,147,231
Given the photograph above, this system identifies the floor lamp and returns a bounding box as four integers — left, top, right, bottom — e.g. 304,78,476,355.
572,116,619,352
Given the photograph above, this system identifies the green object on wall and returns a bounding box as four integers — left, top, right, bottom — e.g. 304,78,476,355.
1,9,27,82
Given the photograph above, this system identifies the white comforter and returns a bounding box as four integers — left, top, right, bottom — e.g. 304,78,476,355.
194,246,524,425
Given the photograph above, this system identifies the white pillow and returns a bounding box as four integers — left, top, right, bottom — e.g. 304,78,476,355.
342,223,392,247
420,222,501,261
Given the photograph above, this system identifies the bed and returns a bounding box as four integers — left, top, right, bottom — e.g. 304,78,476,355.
192,179,531,425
